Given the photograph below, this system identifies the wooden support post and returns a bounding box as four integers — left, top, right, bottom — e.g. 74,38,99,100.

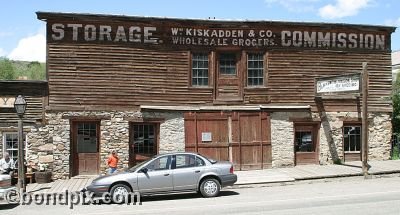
17,118,26,193
362,62,369,177
228,115,233,163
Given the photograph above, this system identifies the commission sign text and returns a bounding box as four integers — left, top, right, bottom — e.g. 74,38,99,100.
48,22,389,51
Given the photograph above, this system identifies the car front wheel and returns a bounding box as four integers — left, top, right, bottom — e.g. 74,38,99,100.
110,183,132,203
199,178,220,198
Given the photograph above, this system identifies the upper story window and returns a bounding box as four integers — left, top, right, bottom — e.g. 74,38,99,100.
247,53,264,86
219,53,236,75
192,53,209,86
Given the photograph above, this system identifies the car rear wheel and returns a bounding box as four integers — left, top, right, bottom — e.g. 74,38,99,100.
200,178,220,198
110,183,132,203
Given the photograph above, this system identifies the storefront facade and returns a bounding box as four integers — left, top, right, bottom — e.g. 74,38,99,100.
3,12,394,179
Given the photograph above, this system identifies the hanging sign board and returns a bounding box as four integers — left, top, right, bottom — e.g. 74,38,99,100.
316,74,361,95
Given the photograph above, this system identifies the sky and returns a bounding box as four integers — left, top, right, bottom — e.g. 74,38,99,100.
0,0,399,63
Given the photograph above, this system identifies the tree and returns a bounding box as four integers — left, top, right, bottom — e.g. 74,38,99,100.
392,71,400,134
27,61,46,80
0,57,15,80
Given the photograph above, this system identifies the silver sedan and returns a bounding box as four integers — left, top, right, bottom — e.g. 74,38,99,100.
86,152,237,200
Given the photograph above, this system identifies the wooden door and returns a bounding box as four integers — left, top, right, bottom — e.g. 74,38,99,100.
72,121,100,176
215,53,243,102
184,112,230,162
294,124,319,165
129,123,158,167
232,112,271,170
184,111,271,170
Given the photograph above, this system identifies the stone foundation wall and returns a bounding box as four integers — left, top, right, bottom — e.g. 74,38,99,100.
12,109,392,179
271,111,392,167
142,112,185,154
98,111,184,174
315,112,352,165
368,113,392,160
270,111,311,167
316,112,392,164
26,111,184,179
27,114,70,179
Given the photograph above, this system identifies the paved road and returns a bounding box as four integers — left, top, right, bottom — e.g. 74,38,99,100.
2,176,400,215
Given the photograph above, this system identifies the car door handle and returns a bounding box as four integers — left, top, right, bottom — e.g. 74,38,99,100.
195,170,200,173
164,173,170,176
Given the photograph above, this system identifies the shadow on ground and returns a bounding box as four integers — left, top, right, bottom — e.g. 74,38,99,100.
0,203,19,210
141,190,239,202
92,190,239,205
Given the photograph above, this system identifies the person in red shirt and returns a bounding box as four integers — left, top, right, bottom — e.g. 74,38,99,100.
107,151,119,174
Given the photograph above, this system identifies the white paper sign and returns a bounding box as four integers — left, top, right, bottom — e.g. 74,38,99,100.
201,132,212,142
317,75,360,94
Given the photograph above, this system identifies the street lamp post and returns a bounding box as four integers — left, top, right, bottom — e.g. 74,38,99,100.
14,95,27,193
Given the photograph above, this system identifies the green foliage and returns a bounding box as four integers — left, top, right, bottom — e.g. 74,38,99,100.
0,57,15,79
0,57,45,80
392,72,400,134
392,146,399,160
333,158,342,165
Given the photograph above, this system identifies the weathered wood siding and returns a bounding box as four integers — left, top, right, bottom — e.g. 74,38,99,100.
244,50,392,112
47,44,392,112
39,12,394,113
0,81,47,126
48,44,213,109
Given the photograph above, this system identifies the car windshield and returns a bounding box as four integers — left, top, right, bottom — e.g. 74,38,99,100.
127,161,147,172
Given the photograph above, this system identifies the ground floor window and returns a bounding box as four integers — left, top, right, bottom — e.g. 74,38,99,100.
132,123,157,155
77,122,98,153
294,126,315,152
293,123,319,165
2,132,27,162
343,125,361,152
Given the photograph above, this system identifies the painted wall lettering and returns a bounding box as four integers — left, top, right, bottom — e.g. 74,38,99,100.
48,21,390,51
50,23,159,44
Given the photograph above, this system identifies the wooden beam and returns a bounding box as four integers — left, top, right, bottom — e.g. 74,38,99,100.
362,62,369,177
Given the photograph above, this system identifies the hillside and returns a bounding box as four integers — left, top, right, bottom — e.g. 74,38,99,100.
0,57,46,80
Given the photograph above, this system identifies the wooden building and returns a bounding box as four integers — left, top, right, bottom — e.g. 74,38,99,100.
0,81,47,164
4,12,394,179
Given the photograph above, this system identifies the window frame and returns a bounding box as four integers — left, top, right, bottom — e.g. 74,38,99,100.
218,52,238,76
145,155,172,171
246,52,265,87
343,123,362,153
76,122,98,153
294,125,316,153
190,52,211,88
131,123,159,156
172,154,206,169
2,132,28,162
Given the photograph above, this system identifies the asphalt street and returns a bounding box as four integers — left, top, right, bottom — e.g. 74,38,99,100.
1,175,400,215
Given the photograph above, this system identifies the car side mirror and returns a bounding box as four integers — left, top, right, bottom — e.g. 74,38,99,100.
140,167,148,174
